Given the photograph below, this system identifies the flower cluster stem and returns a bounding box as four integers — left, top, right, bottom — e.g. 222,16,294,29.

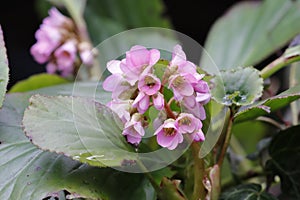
217,108,234,167
191,142,206,200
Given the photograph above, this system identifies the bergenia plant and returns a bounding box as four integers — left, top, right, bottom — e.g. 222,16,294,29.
1,0,300,200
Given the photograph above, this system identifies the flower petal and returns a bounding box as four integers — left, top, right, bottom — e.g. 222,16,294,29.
107,60,122,74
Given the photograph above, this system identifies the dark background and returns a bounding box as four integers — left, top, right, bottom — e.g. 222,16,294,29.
0,0,241,88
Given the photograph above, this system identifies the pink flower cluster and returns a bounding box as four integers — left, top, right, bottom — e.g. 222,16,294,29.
30,8,94,77
103,45,210,150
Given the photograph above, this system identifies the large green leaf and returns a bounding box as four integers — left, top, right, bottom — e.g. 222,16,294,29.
32,81,111,105
0,93,156,200
211,67,263,106
9,73,69,93
0,26,9,108
220,184,277,200
200,0,300,71
234,84,300,123
23,95,134,167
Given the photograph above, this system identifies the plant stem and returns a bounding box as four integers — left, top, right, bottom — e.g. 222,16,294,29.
191,142,206,200
63,0,102,80
260,54,300,79
164,100,176,119
289,63,299,125
217,108,234,167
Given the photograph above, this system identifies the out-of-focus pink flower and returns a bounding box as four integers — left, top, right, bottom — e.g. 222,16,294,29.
155,119,183,150
31,7,95,77
54,40,77,76
35,25,62,46
46,62,57,74
43,7,73,29
120,45,160,85
138,74,161,96
30,42,54,64
79,50,93,66
31,25,62,64
122,113,145,145
78,42,94,66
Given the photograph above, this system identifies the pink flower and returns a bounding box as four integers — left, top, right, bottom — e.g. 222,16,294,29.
175,113,205,142
103,60,136,100
30,42,54,64
169,74,194,101
107,100,132,123
54,40,77,76
46,62,57,74
132,91,164,114
155,119,183,150
80,50,93,66
31,25,62,64
194,80,211,104
78,42,94,66
120,45,160,85
132,92,150,114
138,74,161,95
122,113,145,145
175,113,202,134
170,45,197,75
152,92,164,110
182,96,206,120
43,7,73,29
192,129,205,142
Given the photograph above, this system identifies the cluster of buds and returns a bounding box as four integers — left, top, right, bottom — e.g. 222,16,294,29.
103,45,210,150
30,8,94,77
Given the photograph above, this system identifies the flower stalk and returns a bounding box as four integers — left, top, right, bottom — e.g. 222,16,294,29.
191,142,206,200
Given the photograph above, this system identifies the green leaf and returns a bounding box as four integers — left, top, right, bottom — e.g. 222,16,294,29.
200,0,300,72
211,67,263,106
234,84,300,123
0,26,9,108
23,95,134,167
266,125,300,199
85,0,171,44
0,93,155,200
83,0,178,68
220,184,277,200
9,73,69,93
34,81,111,104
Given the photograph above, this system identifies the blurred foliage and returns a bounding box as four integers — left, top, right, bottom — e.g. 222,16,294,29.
201,0,300,71
220,184,277,200
266,125,300,199
9,74,69,93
